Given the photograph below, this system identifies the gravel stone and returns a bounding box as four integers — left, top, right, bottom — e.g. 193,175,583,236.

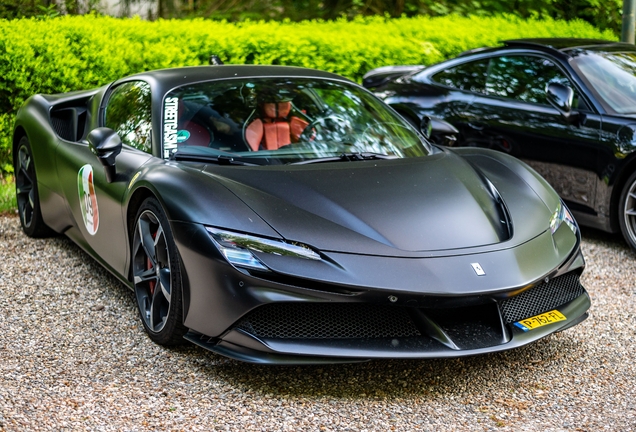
0,214,634,431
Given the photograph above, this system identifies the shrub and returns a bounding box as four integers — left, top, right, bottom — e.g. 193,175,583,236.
0,14,615,174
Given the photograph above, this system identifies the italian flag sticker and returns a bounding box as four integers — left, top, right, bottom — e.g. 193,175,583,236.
78,164,99,235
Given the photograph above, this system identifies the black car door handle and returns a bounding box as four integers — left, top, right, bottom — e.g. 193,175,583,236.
468,122,486,131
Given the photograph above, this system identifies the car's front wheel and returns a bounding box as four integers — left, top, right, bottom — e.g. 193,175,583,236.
14,136,54,238
131,197,187,345
619,171,636,251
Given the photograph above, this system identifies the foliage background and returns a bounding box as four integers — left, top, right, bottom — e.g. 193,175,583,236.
0,1,625,36
0,14,617,176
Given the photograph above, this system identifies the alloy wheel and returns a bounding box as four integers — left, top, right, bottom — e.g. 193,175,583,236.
15,145,35,229
624,177,636,248
132,209,173,333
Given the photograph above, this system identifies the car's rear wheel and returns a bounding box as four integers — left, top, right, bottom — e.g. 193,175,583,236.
619,171,636,251
14,136,54,237
131,197,187,345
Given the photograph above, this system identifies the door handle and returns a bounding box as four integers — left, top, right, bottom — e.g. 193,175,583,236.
467,122,486,131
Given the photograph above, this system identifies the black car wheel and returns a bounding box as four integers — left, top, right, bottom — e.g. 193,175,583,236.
619,171,636,251
131,197,187,345
14,136,53,237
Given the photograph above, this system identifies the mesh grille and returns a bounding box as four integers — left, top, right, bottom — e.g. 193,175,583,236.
51,114,74,141
237,303,421,339
499,272,585,324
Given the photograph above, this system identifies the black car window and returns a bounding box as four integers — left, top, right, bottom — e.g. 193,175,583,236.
486,56,583,108
162,78,431,163
430,59,489,93
104,81,152,153
573,52,636,114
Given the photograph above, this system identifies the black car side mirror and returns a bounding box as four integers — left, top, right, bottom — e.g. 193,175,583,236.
87,127,122,183
546,83,574,119
420,115,459,146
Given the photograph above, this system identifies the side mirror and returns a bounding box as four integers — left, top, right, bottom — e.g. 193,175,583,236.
420,115,459,146
87,127,122,183
546,82,574,119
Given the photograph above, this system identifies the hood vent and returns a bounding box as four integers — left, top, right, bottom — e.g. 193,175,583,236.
485,177,513,241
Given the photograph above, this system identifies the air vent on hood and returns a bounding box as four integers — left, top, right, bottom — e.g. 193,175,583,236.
484,177,513,240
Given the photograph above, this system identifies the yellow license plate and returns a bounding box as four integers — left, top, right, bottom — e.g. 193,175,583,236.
514,310,566,332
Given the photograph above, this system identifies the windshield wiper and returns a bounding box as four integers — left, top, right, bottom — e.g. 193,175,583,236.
291,152,398,165
170,151,258,166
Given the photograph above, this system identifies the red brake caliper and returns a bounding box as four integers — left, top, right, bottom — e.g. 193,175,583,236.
147,229,157,296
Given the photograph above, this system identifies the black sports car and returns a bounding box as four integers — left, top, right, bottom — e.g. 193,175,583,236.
13,64,589,364
364,38,636,252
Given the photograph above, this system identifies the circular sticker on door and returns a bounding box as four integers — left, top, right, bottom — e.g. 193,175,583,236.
78,164,99,235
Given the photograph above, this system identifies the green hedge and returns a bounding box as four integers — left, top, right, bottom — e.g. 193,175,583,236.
0,14,615,174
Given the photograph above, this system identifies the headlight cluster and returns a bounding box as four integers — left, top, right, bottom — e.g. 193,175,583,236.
206,227,320,271
549,201,576,235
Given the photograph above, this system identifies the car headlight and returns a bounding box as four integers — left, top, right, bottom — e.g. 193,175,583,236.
549,201,576,235
206,227,320,271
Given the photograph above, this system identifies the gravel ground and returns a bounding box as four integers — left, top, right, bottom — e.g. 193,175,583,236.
0,213,634,431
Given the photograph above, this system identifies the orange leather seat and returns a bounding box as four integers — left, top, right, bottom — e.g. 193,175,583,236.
246,102,309,151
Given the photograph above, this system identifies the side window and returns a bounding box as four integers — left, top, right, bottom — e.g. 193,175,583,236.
430,59,489,93
104,81,152,153
486,56,586,108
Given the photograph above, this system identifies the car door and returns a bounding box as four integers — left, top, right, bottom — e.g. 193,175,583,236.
56,80,154,277
463,54,603,215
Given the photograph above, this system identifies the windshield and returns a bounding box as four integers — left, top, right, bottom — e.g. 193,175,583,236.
572,51,636,114
162,77,431,164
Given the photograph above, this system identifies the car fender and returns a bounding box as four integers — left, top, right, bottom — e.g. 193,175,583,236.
14,95,60,189
124,161,281,240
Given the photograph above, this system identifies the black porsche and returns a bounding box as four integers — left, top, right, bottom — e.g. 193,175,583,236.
364,38,636,252
13,65,589,364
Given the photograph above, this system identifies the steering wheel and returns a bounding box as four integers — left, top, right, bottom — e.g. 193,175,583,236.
359,122,409,146
299,114,348,142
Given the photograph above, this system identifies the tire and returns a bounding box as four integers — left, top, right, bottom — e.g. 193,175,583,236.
619,170,636,251
14,136,54,238
131,197,187,345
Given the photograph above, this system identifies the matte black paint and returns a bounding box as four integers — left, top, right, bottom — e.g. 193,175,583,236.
14,64,588,364
363,38,636,234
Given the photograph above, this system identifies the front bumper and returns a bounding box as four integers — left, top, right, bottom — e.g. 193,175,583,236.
172,221,589,364
184,277,589,364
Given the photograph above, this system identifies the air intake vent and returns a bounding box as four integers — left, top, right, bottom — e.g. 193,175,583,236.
237,303,421,340
50,106,87,142
499,272,585,324
51,112,75,141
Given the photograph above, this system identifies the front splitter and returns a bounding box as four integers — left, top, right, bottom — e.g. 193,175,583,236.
183,293,590,365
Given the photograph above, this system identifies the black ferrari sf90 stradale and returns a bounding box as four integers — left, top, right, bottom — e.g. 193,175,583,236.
13,65,589,364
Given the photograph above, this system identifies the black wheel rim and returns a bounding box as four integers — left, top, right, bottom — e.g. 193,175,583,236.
132,210,172,333
624,179,636,245
15,145,35,229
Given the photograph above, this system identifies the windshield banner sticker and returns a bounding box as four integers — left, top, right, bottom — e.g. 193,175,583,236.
78,164,99,235
164,97,179,158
